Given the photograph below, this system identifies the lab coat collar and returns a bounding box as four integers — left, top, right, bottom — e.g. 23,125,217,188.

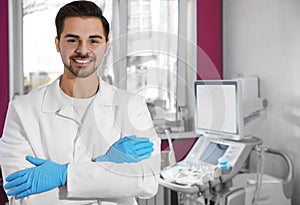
94,77,119,107
41,75,118,114
41,77,64,113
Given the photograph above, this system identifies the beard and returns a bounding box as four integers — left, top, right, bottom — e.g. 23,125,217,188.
64,63,98,78
64,53,99,78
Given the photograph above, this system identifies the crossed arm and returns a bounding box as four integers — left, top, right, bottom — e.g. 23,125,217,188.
0,100,161,201
3,136,155,198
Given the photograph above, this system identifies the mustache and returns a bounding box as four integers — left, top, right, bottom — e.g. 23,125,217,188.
71,53,94,59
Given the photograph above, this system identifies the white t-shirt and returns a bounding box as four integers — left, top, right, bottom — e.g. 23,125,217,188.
58,86,96,123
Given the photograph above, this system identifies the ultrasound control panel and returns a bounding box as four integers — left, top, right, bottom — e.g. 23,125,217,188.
160,136,246,186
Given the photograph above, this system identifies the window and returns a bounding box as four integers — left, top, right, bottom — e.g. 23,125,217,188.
126,0,178,120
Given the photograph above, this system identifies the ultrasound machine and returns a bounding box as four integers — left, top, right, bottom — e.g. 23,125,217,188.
159,78,293,205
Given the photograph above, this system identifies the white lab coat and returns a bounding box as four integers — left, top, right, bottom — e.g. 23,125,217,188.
0,77,161,205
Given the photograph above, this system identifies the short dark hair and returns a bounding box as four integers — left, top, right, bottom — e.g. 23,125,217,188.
55,1,109,41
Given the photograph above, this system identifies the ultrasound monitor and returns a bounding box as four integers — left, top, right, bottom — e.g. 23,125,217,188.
194,80,244,140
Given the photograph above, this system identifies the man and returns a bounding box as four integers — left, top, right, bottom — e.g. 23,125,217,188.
0,1,161,204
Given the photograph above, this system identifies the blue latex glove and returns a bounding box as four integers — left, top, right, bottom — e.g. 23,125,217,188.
95,136,154,163
4,156,68,198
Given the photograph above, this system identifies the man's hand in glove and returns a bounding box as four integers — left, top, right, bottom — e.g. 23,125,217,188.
95,136,154,163
4,156,68,198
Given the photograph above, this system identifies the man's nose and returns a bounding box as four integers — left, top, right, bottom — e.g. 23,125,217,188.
75,42,89,55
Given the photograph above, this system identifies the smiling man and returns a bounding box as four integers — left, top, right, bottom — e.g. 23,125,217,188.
56,9,110,98
0,1,161,205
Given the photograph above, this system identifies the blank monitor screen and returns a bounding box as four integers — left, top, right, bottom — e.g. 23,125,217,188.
195,81,239,135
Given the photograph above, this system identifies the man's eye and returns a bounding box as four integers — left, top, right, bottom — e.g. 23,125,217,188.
90,40,99,44
90,39,100,44
67,39,78,43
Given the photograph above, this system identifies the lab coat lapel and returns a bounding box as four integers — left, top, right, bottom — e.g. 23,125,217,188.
94,79,120,141
41,77,81,124
56,106,80,125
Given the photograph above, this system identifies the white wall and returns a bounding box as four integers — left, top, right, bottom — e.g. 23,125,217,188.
223,0,300,204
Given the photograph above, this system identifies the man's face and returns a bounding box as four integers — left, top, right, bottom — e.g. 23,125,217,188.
55,17,108,78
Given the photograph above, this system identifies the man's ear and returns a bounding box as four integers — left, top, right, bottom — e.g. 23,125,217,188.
55,37,60,52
